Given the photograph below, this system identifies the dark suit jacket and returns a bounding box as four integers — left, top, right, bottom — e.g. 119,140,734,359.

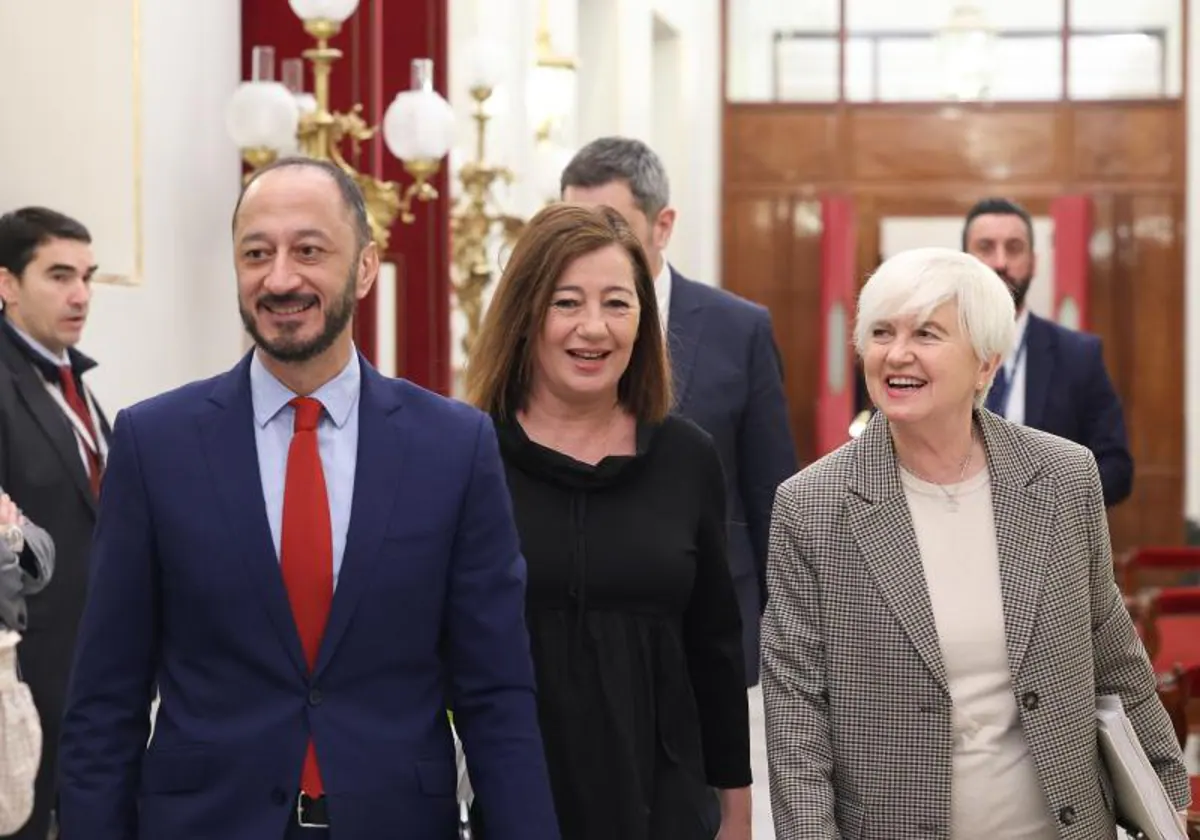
0,320,109,839
58,353,559,840
1022,313,1132,507
0,323,107,642
667,269,798,599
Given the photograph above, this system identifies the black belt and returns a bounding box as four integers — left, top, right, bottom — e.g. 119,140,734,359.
297,793,329,829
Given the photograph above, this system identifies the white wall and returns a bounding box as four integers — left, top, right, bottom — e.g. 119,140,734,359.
647,0,722,291
447,0,721,378
569,0,721,288
0,0,245,415
880,217,1056,321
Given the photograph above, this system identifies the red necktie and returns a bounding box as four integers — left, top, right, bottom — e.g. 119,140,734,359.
58,366,102,496
280,397,333,797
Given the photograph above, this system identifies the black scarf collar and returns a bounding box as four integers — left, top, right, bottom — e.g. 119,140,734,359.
1,315,98,384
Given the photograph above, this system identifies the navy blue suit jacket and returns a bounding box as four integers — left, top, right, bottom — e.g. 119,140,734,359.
58,353,559,840
667,270,798,601
1022,312,1133,507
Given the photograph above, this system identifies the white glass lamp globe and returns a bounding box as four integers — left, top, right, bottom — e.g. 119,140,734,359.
288,0,360,23
383,89,455,162
226,81,301,151
465,38,507,92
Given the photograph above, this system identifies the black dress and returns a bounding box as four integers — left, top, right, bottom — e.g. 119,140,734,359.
494,414,751,840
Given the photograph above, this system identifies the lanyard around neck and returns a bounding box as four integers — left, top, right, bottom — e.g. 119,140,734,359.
995,331,1029,414
41,371,107,462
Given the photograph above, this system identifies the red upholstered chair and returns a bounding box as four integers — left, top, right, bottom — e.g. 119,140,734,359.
1191,779,1200,840
1119,546,1200,595
1172,664,1200,839
1141,625,1200,837
1155,664,1189,750
1146,587,1200,677
1152,664,1200,838
1119,547,1200,681
1116,601,1199,834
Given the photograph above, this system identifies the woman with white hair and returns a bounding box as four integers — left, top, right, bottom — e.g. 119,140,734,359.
761,247,1188,838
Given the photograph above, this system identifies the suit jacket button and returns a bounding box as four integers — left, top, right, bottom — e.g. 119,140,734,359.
1022,691,1039,711
271,788,287,806
1058,806,1076,825
308,688,323,706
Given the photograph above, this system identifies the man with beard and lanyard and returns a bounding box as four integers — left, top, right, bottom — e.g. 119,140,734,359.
57,158,559,840
962,197,1133,506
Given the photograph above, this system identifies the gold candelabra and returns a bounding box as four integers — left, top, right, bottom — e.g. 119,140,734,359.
231,14,452,252
531,0,577,145
450,85,526,357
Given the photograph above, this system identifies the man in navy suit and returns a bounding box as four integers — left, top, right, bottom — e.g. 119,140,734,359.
57,159,559,840
562,137,798,686
963,197,1133,506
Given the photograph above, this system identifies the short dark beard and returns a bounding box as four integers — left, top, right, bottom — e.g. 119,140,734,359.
997,269,1033,312
240,268,358,363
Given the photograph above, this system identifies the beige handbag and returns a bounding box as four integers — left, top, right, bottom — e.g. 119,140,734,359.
0,630,40,834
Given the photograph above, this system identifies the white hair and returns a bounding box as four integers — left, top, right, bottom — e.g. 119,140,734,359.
854,247,1016,405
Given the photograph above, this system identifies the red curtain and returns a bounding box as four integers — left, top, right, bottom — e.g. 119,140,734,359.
1051,194,1092,331
815,194,857,457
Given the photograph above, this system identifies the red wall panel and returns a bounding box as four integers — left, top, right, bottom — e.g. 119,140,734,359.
815,194,857,457
1051,194,1092,332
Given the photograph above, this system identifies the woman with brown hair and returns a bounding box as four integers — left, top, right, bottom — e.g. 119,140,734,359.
465,203,752,840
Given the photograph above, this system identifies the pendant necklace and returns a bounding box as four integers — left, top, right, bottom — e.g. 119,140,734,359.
905,433,975,513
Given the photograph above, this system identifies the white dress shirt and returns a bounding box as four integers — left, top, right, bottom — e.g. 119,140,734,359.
8,323,108,474
999,308,1031,426
654,259,672,331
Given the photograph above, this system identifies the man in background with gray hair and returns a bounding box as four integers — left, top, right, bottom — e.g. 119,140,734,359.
562,137,797,687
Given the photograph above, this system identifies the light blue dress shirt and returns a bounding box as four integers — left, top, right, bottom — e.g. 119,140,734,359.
249,350,360,586
8,322,69,366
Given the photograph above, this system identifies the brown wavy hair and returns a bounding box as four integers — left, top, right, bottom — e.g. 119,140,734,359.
464,203,671,423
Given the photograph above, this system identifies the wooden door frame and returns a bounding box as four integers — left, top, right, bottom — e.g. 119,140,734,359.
854,193,1059,290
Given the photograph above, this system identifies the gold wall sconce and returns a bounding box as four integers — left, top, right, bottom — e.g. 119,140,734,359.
225,0,456,251
529,0,578,145
450,81,526,358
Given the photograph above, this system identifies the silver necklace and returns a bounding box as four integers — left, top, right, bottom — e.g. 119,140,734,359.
904,436,975,513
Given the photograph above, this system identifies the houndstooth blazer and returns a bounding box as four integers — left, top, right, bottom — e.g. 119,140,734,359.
761,409,1189,839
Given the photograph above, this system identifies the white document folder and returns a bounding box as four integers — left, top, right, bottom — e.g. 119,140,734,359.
1096,694,1186,840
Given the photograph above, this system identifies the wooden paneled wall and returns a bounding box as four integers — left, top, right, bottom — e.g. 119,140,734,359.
722,102,1186,551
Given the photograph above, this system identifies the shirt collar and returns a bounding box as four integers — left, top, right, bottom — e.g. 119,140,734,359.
1010,308,1031,361
654,260,671,320
249,349,361,430
1,316,97,380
